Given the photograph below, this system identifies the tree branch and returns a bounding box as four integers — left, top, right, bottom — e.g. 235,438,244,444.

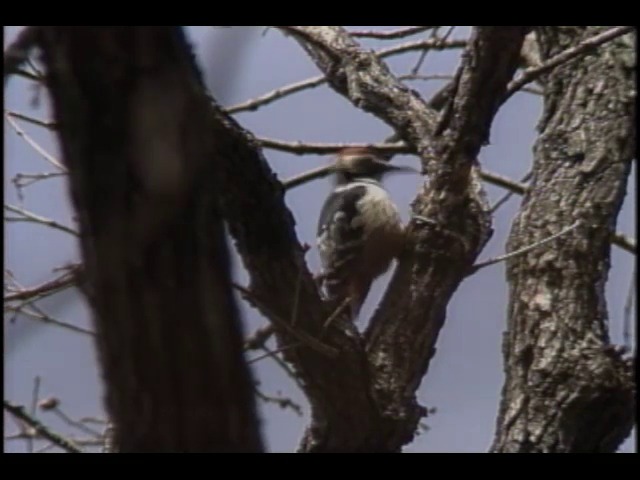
492,26,636,453
282,25,528,451
349,26,437,39
4,400,82,453
226,36,467,115
504,26,634,101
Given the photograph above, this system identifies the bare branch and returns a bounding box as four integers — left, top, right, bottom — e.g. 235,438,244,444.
226,75,325,114
226,35,467,115
4,203,77,236
490,172,532,213
470,220,581,273
282,165,332,190
480,170,528,195
243,325,275,350
248,343,300,365
4,266,78,302
259,137,408,155
12,67,43,82
5,113,65,170
51,406,103,438
6,110,57,129
402,73,543,96
232,283,338,358
4,400,82,453
4,304,95,337
410,26,456,75
504,26,634,101
349,26,437,39
377,36,467,58
254,387,303,416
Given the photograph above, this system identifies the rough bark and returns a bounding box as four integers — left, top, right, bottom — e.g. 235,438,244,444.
282,26,529,450
491,27,636,453
37,27,263,452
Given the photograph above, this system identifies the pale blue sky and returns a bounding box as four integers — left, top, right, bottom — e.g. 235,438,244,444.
4,26,636,453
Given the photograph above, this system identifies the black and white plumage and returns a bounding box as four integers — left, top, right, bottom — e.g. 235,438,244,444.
316,147,413,319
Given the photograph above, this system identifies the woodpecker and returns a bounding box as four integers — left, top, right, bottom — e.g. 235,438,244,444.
316,147,414,319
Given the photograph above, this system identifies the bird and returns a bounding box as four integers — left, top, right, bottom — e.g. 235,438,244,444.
316,147,415,320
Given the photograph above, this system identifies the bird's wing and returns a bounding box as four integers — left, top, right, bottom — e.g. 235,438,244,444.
316,185,367,298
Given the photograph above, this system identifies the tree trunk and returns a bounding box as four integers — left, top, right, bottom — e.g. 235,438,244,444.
492,26,635,453
38,27,263,452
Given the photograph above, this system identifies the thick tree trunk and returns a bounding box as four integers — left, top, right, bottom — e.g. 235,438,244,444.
492,27,636,453
38,27,263,452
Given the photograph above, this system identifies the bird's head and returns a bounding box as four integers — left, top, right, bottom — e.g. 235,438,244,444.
331,147,415,184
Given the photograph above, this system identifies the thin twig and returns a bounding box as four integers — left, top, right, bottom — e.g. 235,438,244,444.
4,304,95,337
4,113,65,170
283,165,332,190
4,267,78,302
226,37,466,115
480,170,527,195
13,171,67,188
410,26,456,75
401,73,453,82
259,137,408,155
504,26,634,101
244,325,275,350
78,416,108,425
260,346,304,390
51,407,103,438
469,221,581,273
350,26,437,40
3,400,82,453
6,431,105,449
12,67,42,82
226,75,326,114
254,387,303,416
4,268,93,336
377,36,467,58
401,73,542,96
6,110,58,130
4,203,78,236
622,265,636,351
490,172,533,213
248,343,300,364
410,26,440,75
232,282,339,357
322,298,352,333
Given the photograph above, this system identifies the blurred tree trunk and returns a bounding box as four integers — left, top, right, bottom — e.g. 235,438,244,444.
38,27,263,452
491,27,635,453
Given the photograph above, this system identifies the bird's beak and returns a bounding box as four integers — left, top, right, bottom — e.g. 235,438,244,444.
372,159,418,173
